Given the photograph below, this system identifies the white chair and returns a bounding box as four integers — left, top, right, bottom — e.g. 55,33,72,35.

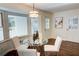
17,45,40,56
44,36,62,52
12,37,40,56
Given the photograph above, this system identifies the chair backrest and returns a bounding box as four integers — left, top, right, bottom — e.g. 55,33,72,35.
54,36,62,51
48,38,56,45
12,37,21,49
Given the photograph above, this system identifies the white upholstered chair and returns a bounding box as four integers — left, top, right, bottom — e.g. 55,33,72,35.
12,37,40,56
44,36,62,52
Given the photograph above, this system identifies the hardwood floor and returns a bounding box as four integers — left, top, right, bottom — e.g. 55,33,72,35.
45,51,58,56
58,41,79,56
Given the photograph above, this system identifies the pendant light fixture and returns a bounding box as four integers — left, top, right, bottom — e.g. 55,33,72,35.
29,3,39,17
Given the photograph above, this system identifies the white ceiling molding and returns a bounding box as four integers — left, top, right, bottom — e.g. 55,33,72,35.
26,3,79,13
0,3,79,14
0,3,32,14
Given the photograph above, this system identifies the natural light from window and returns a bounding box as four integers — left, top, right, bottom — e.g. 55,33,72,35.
8,15,28,38
0,14,4,41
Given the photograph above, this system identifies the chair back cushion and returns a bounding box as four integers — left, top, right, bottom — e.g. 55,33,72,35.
54,36,62,51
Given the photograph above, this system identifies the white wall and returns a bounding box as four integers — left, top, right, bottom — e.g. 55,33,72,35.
51,9,79,43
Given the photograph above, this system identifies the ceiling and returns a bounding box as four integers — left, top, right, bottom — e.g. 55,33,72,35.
0,3,79,14
26,3,79,13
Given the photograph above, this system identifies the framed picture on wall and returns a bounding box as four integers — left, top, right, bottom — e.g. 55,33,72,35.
55,17,63,28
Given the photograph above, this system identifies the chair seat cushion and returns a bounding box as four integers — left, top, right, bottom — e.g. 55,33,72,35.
44,45,58,51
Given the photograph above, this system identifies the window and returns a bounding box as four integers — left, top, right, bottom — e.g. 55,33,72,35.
0,13,4,41
31,17,39,34
8,15,28,38
45,16,50,29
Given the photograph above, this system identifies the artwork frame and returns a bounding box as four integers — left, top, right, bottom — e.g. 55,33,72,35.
55,17,63,28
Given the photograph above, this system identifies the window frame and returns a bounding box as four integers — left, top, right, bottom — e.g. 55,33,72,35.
0,10,30,42
8,12,30,38
0,12,4,41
